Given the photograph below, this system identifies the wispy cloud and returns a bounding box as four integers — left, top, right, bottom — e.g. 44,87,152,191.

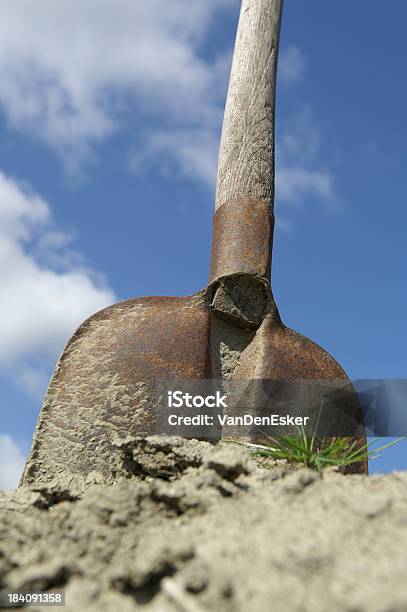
131,128,219,188
279,45,306,85
0,0,233,172
0,434,26,490
0,4,342,219
276,104,343,216
277,166,336,205
0,171,115,397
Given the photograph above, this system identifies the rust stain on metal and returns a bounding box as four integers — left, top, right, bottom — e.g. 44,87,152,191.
209,197,273,285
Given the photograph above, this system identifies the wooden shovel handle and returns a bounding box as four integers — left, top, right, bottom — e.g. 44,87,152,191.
216,0,283,212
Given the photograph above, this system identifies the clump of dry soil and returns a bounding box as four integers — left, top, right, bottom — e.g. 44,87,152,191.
1,436,407,611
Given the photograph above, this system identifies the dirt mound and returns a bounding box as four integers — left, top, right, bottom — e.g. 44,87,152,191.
1,437,406,611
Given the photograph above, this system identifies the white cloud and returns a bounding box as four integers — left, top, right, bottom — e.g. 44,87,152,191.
0,3,341,215
0,171,115,397
0,434,26,490
279,46,306,85
0,0,234,171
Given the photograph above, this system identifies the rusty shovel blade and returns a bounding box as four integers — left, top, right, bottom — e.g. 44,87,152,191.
21,197,367,487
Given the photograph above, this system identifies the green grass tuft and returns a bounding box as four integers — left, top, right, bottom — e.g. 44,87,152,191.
230,432,405,474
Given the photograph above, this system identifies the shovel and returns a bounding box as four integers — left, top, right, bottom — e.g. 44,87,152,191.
21,0,366,487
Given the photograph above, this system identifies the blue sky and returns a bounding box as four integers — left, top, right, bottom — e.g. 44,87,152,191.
0,0,406,488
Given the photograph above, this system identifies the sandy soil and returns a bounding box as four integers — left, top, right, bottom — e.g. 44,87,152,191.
1,436,406,611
